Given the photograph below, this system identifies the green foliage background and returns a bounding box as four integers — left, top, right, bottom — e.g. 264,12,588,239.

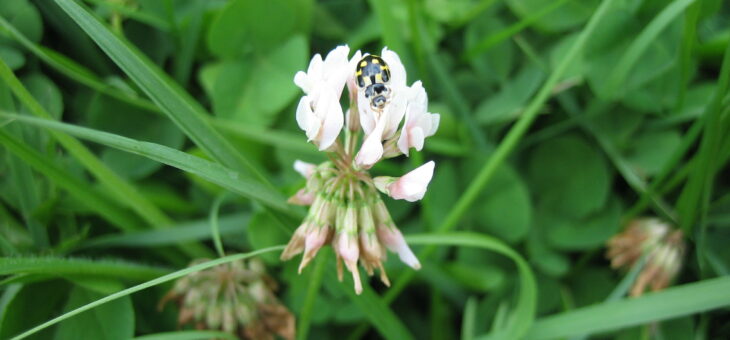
0,0,729,339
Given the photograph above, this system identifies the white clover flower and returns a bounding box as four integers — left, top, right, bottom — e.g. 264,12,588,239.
284,45,439,294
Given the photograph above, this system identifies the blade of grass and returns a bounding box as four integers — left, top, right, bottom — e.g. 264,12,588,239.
133,331,238,340
406,232,537,339
676,41,730,232
80,213,248,249
676,1,701,111
0,129,145,232
83,0,172,31
8,245,285,340
297,250,327,340
461,297,478,340
604,0,697,99
54,0,268,184
0,256,169,281
208,193,227,258
518,276,730,340
0,112,303,218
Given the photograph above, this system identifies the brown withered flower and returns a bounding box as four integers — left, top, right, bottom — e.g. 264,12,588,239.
606,218,685,297
160,258,295,340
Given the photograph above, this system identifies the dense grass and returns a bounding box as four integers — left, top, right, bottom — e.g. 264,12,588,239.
1,0,729,339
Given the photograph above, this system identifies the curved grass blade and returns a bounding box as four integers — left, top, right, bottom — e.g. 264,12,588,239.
0,112,303,218
0,256,169,281
604,0,696,98
519,276,730,340
8,246,285,340
406,232,537,339
54,0,268,184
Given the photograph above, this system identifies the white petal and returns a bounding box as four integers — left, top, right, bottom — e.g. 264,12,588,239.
388,161,435,202
296,96,317,136
381,47,406,88
409,127,425,151
397,124,411,156
316,89,344,150
294,71,310,93
307,53,323,78
293,160,316,178
383,91,407,139
358,91,376,135
428,113,440,137
355,118,386,168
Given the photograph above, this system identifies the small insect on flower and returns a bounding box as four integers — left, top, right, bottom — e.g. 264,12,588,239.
356,55,391,110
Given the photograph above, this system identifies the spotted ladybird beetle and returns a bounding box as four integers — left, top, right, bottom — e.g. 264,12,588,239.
355,55,391,110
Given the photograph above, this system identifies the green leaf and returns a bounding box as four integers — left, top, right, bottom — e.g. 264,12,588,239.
476,64,545,126
0,112,302,218
505,0,599,33
53,0,266,183
54,285,134,340
209,35,307,126
545,198,622,250
0,281,69,340
528,134,611,219
625,129,682,177
21,73,63,119
520,276,730,339
475,165,532,243
0,45,24,70
0,0,43,44
206,0,311,58
246,209,292,264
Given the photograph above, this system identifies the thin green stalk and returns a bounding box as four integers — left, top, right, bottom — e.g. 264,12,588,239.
297,251,327,340
461,297,478,340
604,0,697,98
0,256,169,281
676,1,701,110
8,246,285,340
209,193,227,258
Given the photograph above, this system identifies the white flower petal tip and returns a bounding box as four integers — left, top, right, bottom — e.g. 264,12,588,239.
293,160,317,178
377,225,421,270
387,161,435,202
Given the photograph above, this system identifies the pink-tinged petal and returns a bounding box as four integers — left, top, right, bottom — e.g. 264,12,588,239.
293,160,316,178
280,223,309,260
408,127,425,151
315,89,344,150
298,225,331,273
373,176,395,195
388,161,435,202
355,117,386,168
287,188,315,206
377,225,421,270
381,47,406,88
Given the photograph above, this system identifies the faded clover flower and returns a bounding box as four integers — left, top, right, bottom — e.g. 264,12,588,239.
606,218,685,297
283,46,440,294
160,258,295,340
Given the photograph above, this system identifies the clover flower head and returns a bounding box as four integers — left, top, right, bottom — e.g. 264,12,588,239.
606,218,685,297
160,258,295,340
284,45,439,294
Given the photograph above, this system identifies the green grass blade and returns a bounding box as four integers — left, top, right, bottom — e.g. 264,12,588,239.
520,276,730,340
0,129,145,232
0,112,302,218
8,246,285,340
461,297,478,340
81,213,247,249
133,331,238,340
208,194,227,258
297,252,327,340
604,0,696,98
54,0,267,183
406,232,537,339
0,256,169,281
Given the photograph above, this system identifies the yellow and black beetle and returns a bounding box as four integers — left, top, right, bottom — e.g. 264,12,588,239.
355,55,391,110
